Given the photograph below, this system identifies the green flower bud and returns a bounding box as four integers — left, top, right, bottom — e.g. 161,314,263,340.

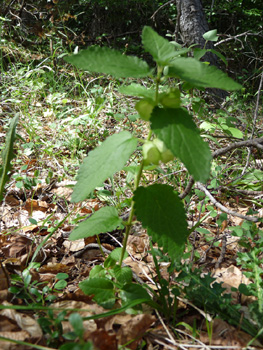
153,138,174,163
142,141,161,165
160,89,181,108
135,99,155,121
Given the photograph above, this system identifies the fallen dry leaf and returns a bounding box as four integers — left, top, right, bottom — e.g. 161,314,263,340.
63,239,85,252
39,263,71,274
127,234,149,255
0,331,30,350
213,265,254,304
24,198,55,213
4,195,21,207
89,329,117,350
116,314,156,349
0,302,42,338
123,257,156,283
2,236,35,259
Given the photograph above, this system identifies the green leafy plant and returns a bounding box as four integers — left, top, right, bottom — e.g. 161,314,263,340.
9,215,73,307
60,313,93,350
79,247,152,310
178,265,258,337
234,222,263,332
0,115,18,201
9,263,66,306
38,309,68,347
179,221,263,339
38,308,93,349
64,26,241,309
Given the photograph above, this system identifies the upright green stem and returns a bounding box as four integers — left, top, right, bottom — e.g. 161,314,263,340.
119,65,162,266
155,66,163,101
96,234,106,258
119,159,144,265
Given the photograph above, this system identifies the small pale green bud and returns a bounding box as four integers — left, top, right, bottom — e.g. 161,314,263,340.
135,99,155,121
142,141,161,165
160,89,181,108
153,138,174,163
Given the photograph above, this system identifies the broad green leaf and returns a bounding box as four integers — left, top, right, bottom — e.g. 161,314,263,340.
151,107,211,183
72,131,138,202
69,313,84,338
69,207,122,240
221,126,243,139
167,58,242,90
79,277,115,308
238,283,251,296
200,121,216,132
120,283,151,305
56,273,69,280
227,127,243,138
112,266,133,285
109,247,128,262
193,48,207,61
65,46,150,78
142,26,176,65
89,265,105,278
104,248,128,268
119,83,155,99
54,280,67,290
133,184,188,259
169,47,190,57
0,115,18,201
203,29,218,42
207,49,227,66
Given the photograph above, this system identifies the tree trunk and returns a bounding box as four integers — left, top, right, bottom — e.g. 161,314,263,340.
175,0,218,66
175,0,227,99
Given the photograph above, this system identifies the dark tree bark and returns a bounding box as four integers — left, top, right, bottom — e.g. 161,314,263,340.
175,0,227,99
175,0,218,66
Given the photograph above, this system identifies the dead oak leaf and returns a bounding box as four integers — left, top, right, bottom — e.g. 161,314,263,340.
117,314,156,349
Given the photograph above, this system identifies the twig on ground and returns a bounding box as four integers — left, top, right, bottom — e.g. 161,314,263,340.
212,137,263,158
155,309,175,344
173,328,211,349
179,137,263,201
179,175,195,199
149,337,179,350
196,182,259,222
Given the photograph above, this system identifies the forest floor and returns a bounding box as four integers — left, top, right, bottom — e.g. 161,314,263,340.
1,48,263,350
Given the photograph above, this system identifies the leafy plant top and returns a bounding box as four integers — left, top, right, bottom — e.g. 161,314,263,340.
65,26,242,311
